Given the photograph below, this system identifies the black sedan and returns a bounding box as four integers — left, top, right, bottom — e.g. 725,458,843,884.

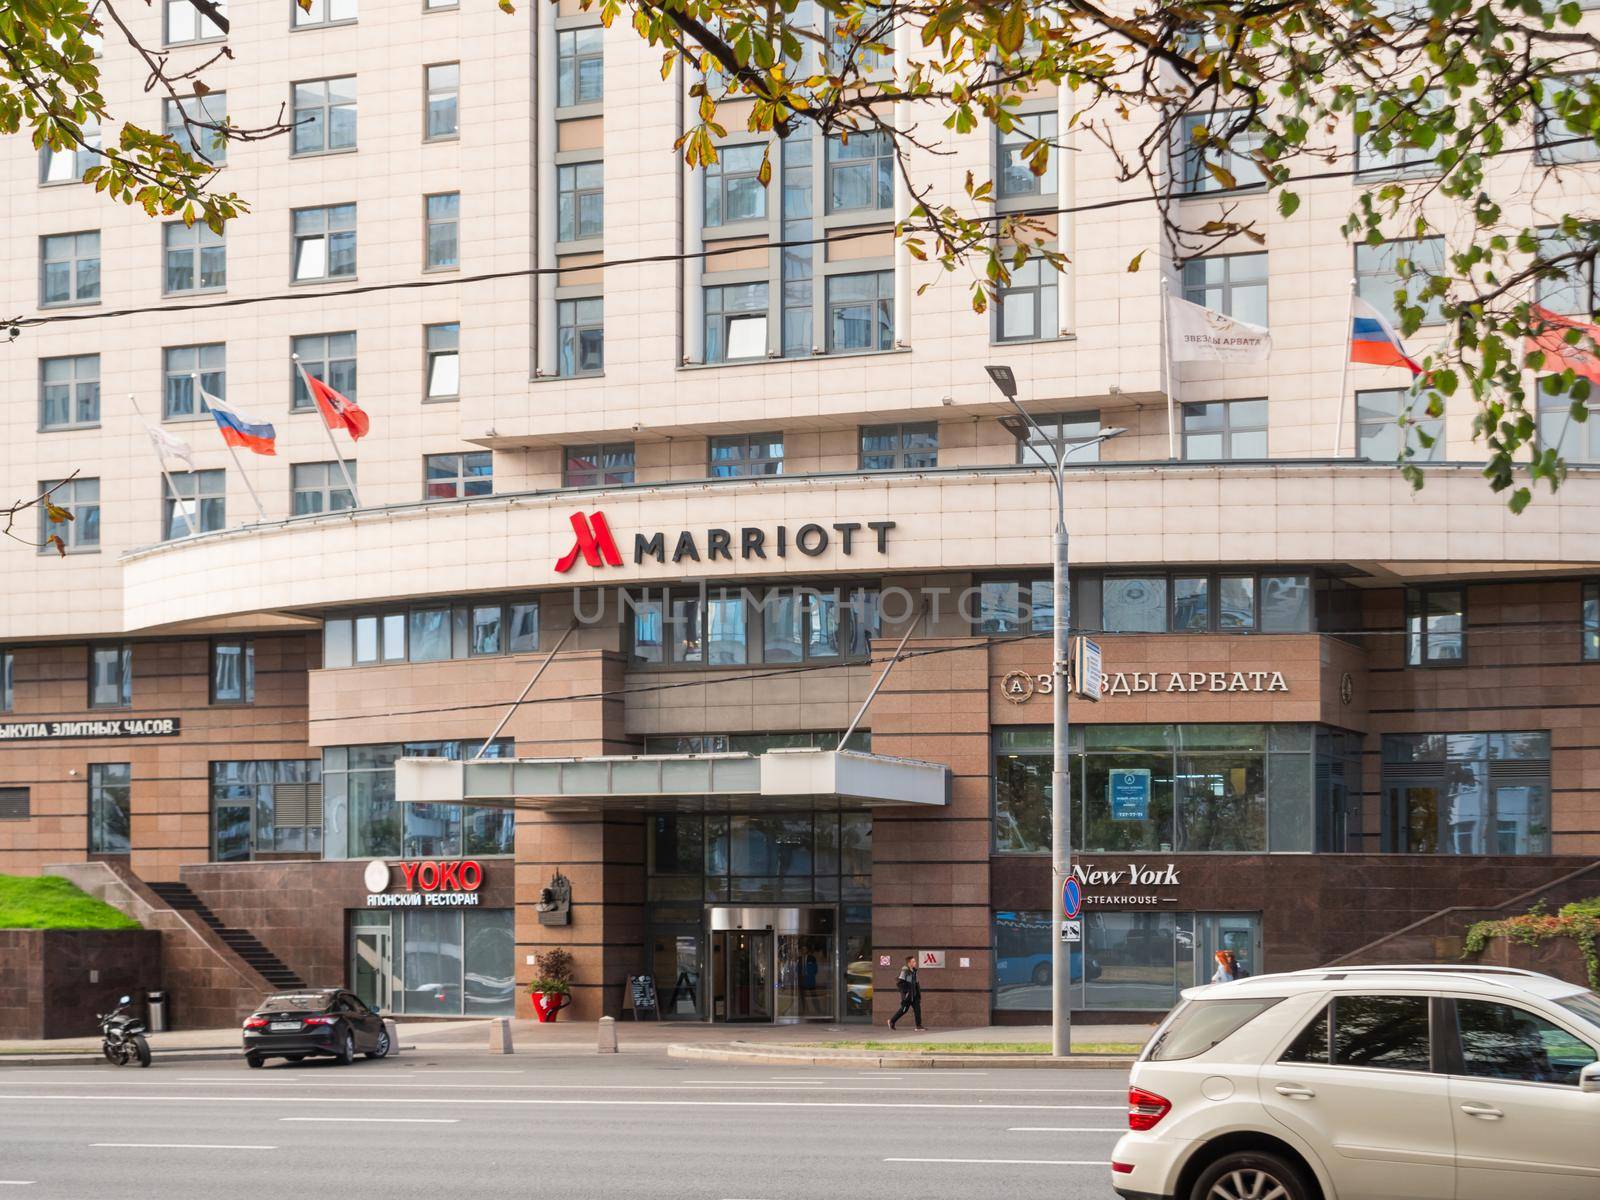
241,988,390,1067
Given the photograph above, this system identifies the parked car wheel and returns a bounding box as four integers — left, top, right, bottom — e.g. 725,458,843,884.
1191,1151,1311,1200
364,1028,391,1060
1031,962,1050,985
336,1027,356,1065
245,1053,264,1069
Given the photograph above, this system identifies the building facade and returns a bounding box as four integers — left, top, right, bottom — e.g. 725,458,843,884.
3,0,1600,1026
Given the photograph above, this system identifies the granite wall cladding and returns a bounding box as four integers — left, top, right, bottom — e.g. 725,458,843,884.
0,928,162,1039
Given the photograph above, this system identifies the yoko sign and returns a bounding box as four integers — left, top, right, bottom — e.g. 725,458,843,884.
365,859,484,908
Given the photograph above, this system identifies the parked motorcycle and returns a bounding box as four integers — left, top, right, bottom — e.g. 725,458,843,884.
98,995,151,1067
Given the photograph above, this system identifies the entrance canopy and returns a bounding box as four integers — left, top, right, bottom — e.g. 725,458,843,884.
394,748,949,814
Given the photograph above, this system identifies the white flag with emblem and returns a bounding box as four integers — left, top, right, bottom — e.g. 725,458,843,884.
144,421,196,471
1166,293,1272,363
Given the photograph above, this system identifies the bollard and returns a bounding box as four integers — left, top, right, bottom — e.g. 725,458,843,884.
384,1018,401,1057
490,1016,514,1055
597,1015,618,1054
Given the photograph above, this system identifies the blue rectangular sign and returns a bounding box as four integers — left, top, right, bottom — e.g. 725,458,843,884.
1110,769,1151,821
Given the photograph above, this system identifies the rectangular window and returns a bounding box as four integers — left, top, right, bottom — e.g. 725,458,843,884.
1355,89,1442,177
163,92,227,163
88,645,131,709
1585,582,1600,662
1383,730,1554,854
291,461,357,515
1333,995,1432,1071
38,477,99,553
164,220,226,294
1182,399,1268,461
212,760,323,861
703,144,767,227
1182,253,1267,326
1536,72,1600,164
425,322,460,398
324,605,533,668
425,192,459,269
557,298,604,377
292,203,357,280
2,651,12,712
1355,237,1446,328
291,332,356,410
1539,382,1600,463
996,258,1059,343
1016,411,1101,466
1259,575,1312,633
1406,586,1464,666
1103,578,1168,633
425,63,459,140
826,270,894,353
1358,387,1443,462
669,593,748,665
293,0,357,28
564,443,635,488
709,433,784,477
40,231,100,307
163,468,226,538
997,111,1058,199
291,77,356,156
825,5,891,73
826,131,893,213
88,763,131,852
39,354,100,430
704,283,769,362
424,452,492,500
163,342,226,420
859,422,937,470
1175,109,1265,194
164,0,225,45
211,640,254,703
0,787,28,820
39,122,101,184
1533,226,1599,316
558,162,604,242
558,27,603,106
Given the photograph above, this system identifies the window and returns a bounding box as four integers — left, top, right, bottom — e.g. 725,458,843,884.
292,204,357,281
293,0,357,28
212,761,322,860
423,323,460,398
760,590,847,663
322,604,537,669
425,193,459,269
1182,399,1268,461
164,0,225,45
1182,253,1267,325
425,63,459,140
163,93,227,163
564,443,635,488
424,0,457,8
666,592,749,665
631,589,877,668
88,763,131,853
164,220,226,294
1538,384,1600,463
291,461,357,515
1533,227,1599,316
1358,387,1443,462
1175,109,1265,194
323,740,513,859
826,270,894,352
1585,582,1600,661
38,477,99,553
558,27,603,106
1103,578,1169,633
1334,995,1432,1071
1355,89,1442,177
977,579,1055,635
1356,237,1446,328
1382,731,1551,854
163,468,226,538
39,354,100,430
1406,586,1464,666
291,333,357,410
704,283,769,362
703,144,767,226
40,232,100,307
558,162,603,242
997,111,1058,199
39,122,100,184
2,651,11,712
1536,73,1600,165
211,640,254,703
0,788,27,821
859,422,937,470
996,259,1059,343
825,5,891,74
710,434,784,477
89,645,131,708
557,299,603,377
424,452,492,499
291,78,357,155
1016,412,1101,465
163,343,225,420
1456,1000,1597,1087
826,131,893,212
1148,998,1283,1060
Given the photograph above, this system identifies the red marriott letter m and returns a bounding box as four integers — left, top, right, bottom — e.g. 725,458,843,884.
555,511,623,573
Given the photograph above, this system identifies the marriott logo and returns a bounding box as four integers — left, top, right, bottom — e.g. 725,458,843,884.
554,510,895,574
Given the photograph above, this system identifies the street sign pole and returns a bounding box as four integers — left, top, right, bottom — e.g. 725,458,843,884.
1050,455,1072,1059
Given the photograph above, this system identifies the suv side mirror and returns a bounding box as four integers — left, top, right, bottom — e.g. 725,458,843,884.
1581,1062,1600,1094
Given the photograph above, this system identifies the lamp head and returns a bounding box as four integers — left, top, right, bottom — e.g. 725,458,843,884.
984,364,1019,399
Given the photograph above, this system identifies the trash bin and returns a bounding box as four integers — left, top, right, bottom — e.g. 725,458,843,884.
146,990,168,1033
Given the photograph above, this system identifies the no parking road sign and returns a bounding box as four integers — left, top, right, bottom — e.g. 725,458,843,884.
1061,875,1083,920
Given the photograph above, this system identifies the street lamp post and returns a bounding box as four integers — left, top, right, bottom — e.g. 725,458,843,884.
986,363,1125,1059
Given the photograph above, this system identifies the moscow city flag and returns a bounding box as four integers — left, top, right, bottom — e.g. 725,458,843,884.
200,389,277,456
305,372,371,441
1525,305,1600,386
1349,296,1424,376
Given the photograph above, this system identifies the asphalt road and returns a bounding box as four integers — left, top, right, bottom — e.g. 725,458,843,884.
0,1051,1131,1200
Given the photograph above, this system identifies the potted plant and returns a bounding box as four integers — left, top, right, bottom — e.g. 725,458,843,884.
530,948,575,1022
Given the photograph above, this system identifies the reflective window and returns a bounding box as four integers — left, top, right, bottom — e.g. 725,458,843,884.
39,121,101,184
165,0,225,45
996,259,1059,343
210,760,321,860
163,468,226,538
1182,399,1268,461
425,323,460,398
704,282,768,362
703,143,767,226
997,111,1058,199
1182,253,1267,326
710,433,784,477
37,477,99,553
88,763,131,853
1535,72,1600,165
291,332,356,410
88,645,131,708
1381,730,1551,855
425,63,459,140
1456,1000,1597,1086
210,640,254,703
39,354,101,430
291,78,357,156
563,442,634,488
1103,578,1168,633
1333,995,1431,1071
323,739,512,860
1355,88,1444,177
163,92,227,163
1356,237,1446,328
1175,109,1265,194
1585,582,1600,662
826,130,893,212
164,221,226,294
292,461,357,515
40,231,100,307
293,0,357,27
558,162,604,242
826,270,894,352
1358,387,1443,462
1406,585,1463,666
424,452,492,500
425,193,460,270
558,299,603,377
163,342,225,421
558,27,603,106
859,422,937,470
291,203,357,281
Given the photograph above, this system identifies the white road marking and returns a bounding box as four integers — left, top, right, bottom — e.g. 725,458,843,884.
90,1143,276,1151
1,1093,1123,1112
279,1117,459,1124
113,1079,1122,1096
884,1157,1112,1166
0,1182,36,1186
411,1070,526,1075
1006,1126,1125,1132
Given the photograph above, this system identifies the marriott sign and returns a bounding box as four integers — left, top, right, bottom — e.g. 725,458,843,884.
555,510,896,574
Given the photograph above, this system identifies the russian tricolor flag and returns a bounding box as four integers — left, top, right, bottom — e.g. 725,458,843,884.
1349,296,1423,376
201,389,277,456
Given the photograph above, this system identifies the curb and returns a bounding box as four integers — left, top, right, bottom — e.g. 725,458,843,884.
0,1044,419,1068
666,1042,1138,1070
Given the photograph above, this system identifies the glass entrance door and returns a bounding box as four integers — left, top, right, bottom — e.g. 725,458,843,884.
213,804,253,862
351,927,393,1011
713,930,774,1022
1195,912,1262,980
777,933,835,1021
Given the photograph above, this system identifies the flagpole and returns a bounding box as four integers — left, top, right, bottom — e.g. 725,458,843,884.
130,392,198,538
1160,273,1176,460
199,375,269,523
293,354,363,508
1334,277,1357,458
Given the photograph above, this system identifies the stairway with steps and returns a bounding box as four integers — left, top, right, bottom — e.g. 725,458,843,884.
147,882,306,990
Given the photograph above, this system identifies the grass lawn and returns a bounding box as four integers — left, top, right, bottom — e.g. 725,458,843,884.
0,874,141,930
805,1040,1142,1055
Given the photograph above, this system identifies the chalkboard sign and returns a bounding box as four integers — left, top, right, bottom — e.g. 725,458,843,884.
629,974,658,1020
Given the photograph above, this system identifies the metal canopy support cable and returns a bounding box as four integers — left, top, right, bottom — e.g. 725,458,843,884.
472,621,578,760
836,606,925,752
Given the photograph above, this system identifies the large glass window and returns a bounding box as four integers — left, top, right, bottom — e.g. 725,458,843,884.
709,433,784,477
88,763,131,853
1359,387,1443,462
826,131,893,213
1182,399,1268,461
163,342,225,421
704,144,767,226
164,220,226,294
291,462,357,515
38,477,98,553
564,442,634,487
291,332,356,411
39,354,100,430
859,422,936,470
1015,412,1101,466
424,452,492,499
163,468,226,538
1534,226,1599,316
39,121,100,184
631,588,877,668
88,645,131,708
826,270,894,352
704,283,769,362
292,203,357,281
558,27,603,106
164,0,224,45
323,602,537,669
1103,577,1168,633
647,810,870,905
1535,72,1600,165
40,231,100,307
1356,237,1446,328
425,323,460,398
291,78,358,156
424,63,459,140
425,193,460,270
349,908,514,1017
1182,253,1267,325
1175,109,1265,194
997,111,1058,199
558,162,604,242
163,92,227,163
1382,731,1551,854
1406,585,1464,666
211,760,321,860
321,740,513,860
558,299,604,377
996,259,1059,343
210,639,253,704
1456,1000,1597,1086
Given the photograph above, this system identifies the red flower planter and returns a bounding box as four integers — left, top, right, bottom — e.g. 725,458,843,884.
531,990,572,1022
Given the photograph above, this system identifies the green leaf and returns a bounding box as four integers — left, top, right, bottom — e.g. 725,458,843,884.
1276,191,1301,219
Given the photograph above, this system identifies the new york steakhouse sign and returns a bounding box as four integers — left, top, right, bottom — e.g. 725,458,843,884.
555,510,896,573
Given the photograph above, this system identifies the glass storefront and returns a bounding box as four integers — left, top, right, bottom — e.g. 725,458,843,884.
1381,731,1551,854
322,739,515,860
348,907,514,1016
210,760,322,861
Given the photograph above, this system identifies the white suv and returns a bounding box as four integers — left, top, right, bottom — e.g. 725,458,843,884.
1111,965,1600,1200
